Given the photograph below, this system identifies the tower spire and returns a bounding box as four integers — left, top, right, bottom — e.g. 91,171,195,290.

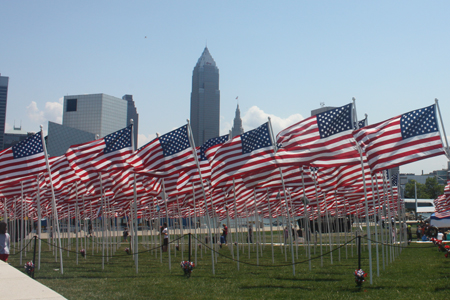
231,103,244,138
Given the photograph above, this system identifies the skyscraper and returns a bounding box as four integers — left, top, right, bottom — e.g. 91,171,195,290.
190,47,220,146
122,94,139,150
0,75,9,150
231,104,244,138
47,93,138,156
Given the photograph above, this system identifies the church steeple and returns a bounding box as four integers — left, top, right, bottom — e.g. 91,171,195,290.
231,104,244,138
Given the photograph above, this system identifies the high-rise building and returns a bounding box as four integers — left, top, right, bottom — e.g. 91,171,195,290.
231,104,244,138
122,94,139,150
0,75,9,150
47,93,138,156
190,47,220,146
3,125,34,149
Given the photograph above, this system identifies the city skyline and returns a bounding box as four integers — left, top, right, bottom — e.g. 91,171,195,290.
1,2,450,175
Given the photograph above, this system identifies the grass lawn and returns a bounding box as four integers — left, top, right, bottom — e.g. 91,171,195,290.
7,232,450,300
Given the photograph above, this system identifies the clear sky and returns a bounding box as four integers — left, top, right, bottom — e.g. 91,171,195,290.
1,1,450,175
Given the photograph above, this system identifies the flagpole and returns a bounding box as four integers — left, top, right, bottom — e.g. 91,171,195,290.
267,189,275,264
311,168,324,267
186,120,215,275
36,175,42,270
76,182,79,265
267,117,295,276
435,98,450,158
301,168,312,271
232,178,240,271
40,126,64,274
161,178,171,271
353,98,373,284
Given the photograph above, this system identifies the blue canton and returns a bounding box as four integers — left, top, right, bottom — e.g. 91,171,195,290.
385,170,398,187
400,104,438,139
104,125,132,154
353,118,367,129
316,104,352,139
200,134,229,161
12,132,43,159
241,123,272,154
159,125,191,157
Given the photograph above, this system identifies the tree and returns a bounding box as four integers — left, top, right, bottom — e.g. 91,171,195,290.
403,177,444,199
404,180,429,198
424,177,444,199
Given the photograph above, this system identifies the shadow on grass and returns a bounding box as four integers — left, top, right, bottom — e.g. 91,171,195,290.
240,285,312,290
274,277,341,282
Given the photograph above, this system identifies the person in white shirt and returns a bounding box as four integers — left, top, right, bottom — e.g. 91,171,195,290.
0,222,10,262
161,222,169,252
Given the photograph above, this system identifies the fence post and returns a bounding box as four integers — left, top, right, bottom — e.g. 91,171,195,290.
32,235,37,279
188,233,191,262
357,234,361,270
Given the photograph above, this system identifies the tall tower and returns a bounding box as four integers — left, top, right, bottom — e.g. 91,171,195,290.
190,47,220,146
231,104,244,138
0,75,9,150
122,94,139,150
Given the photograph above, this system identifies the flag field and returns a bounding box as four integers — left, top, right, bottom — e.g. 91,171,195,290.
6,232,450,300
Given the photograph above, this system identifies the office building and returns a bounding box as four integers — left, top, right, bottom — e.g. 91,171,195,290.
190,47,220,146
231,104,244,138
122,94,139,149
3,125,34,149
0,75,9,149
47,93,138,156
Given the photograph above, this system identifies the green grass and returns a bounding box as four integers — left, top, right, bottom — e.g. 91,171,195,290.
7,233,450,300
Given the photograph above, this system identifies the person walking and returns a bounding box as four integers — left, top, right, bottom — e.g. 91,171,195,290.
248,225,253,243
0,222,10,262
222,224,228,244
123,228,129,242
161,223,169,252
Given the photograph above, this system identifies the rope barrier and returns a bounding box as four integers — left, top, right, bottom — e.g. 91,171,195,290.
362,237,436,249
9,239,34,256
39,235,185,257
193,235,358,267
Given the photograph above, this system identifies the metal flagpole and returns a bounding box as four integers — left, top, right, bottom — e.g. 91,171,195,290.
311,168,324,267
267,117,295,276
301,167,312,271
36,176,42,270
76,183,79,265
353,98,373,284
435,98,450,158
161,179,171,271
40,126,64,274
186,120,215,275
232,179,240,271
267,189,274,264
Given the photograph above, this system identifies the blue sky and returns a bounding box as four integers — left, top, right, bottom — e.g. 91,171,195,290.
1,1,450,174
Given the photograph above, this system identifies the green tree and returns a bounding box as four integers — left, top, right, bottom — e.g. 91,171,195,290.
424,177,444,199
404,180,429,198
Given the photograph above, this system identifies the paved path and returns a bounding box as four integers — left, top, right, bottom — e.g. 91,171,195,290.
0,260,66,300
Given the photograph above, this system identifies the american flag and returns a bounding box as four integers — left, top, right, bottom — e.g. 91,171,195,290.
352,104,445,174
65,125,133,182
127,125,196,176
186,134,229,181
0,131,47,181
210,122,278,188
275,103,360,168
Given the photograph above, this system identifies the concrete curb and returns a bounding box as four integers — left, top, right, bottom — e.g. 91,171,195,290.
0,260,66,300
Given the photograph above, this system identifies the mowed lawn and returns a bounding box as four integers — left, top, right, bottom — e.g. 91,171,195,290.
7,235,450,300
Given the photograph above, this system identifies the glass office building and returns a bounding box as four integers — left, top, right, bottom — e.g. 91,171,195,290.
0,76,9,150
47,93,138,156
190,47,220,146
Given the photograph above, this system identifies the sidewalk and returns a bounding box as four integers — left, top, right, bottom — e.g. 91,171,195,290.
0,260,66,300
